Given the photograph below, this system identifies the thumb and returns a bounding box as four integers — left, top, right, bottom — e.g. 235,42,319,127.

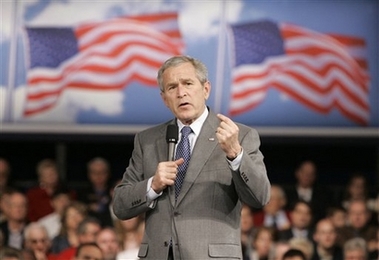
175,158,185,166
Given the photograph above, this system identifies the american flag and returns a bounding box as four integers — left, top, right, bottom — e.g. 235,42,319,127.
228,20,370,126
24,12,184,116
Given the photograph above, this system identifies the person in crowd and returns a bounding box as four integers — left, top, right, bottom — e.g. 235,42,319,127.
96,227,120,260
253,184,291,231
285,160,331,224
340,173,378,217
37,187,71,240
241,204,256,259
342,237,367,260
326,206,347,230
0,189,28,249
282,248,307,260
115,215,144,260
272,241,291,260
50,201,87,254
249,226,276,260
311,218,343,260
278,200,313,241
0,246,23,260
78,157,113,227
54,217,102,260
26,159,71,222
336,199,377,252
288,238,313,260
23,222,54,260
0,158,14,223
113,55,270,259
0,158,13,197
74,242,103,260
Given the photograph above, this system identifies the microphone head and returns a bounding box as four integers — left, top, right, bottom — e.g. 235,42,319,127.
166,124,178,144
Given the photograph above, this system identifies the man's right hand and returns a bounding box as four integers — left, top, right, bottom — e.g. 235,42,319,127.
151,158,184,193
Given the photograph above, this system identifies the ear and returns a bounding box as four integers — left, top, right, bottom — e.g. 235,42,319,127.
203,81,211,100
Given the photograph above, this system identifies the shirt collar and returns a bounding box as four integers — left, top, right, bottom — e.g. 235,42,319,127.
176,107,208,136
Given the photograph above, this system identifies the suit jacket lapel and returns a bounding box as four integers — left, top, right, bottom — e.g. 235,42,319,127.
175,111,219,206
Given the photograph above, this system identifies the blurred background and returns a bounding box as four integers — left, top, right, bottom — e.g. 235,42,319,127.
0,0,378,193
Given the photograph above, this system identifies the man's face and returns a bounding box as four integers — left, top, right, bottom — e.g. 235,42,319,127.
160,62,210,125
88,162,109,187
79,223,101,244
344,249,366,260
348,201,369,229
296,161,316,188
25,228,51,254
6,193,27,222
96,229,119,260
291,203,312,229
76,245,103,260
313,220,336,249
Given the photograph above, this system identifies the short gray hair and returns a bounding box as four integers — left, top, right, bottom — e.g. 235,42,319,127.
157,55,208,92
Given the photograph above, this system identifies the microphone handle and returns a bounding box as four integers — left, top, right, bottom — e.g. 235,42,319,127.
168,142,176,161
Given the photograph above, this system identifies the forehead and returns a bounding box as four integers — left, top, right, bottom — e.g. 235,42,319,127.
163,62,197,82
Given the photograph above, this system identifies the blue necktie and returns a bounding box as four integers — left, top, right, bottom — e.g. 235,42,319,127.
175,126,192,199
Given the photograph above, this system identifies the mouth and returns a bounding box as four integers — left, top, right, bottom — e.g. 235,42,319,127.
179,102,190,108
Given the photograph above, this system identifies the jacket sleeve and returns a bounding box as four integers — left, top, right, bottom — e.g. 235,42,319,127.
231,127,271,208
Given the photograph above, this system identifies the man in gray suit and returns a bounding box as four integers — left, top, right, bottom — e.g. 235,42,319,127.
113,55,270,259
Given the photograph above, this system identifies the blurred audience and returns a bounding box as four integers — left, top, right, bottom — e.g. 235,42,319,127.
78,157,113,227
288,238,313,260
253,184,291,231
326,206,347,230
23,222,54,260
96,227,119,260
342,237,367,260
26,159,71,222
272,241,290,260
0,158,12,196
54,216,101,260
249,226,276,260
278,200,313,241
285,160,331,224
336,199,377,252
50,201,87,254
115,215,144,260
241,203,256,258
37,187,71,240
74,242,103,260
282,248,307,260
0,189,28,249
311,218,343,260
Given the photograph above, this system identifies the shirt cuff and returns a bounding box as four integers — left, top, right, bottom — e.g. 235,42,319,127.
146,177,163,208
226,149,243,171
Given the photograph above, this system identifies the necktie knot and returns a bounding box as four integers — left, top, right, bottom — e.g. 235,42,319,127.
181,126,192,138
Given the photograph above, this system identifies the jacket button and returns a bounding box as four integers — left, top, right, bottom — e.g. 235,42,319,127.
174,211,181,216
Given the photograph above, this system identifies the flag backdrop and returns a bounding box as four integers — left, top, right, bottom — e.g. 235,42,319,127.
228,20,370,126
24,12,184,116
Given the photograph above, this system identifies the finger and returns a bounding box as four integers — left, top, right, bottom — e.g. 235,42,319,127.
175,158,184,166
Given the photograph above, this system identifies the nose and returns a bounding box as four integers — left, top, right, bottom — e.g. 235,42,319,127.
176,84,187,97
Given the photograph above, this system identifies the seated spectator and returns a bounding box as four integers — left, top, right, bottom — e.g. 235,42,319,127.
241,203,256,259
288,238,313,260
0,158,14,223
115,215,144,260
249,226,276,260
0,246,23,260
96,227,120,260
78,157,113,227
51,201,87,254
285,160,331,224
311,219,343,260
336,199,377,252
343,237,367,260
272,241,290,260
278,200,313,242
26,159,73,222
253,185,291,231
74,242,103,260
326,206,347,230
37,188,71,240
23,222,55,260
282,248,307,260
0,189,28,249
54,217,102,260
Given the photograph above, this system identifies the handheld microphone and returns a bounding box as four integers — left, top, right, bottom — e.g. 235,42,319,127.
166,124,178,161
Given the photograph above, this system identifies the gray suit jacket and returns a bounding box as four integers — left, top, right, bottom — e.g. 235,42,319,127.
113,110,270,259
